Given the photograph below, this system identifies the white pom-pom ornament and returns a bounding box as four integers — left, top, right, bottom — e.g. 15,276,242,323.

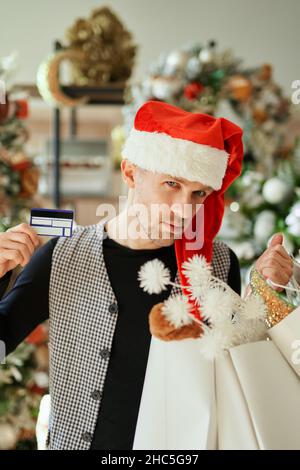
137,253,268,358
138,259,171,294
161,295,194,328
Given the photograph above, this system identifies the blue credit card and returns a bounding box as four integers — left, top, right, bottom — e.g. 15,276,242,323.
30,208,74,237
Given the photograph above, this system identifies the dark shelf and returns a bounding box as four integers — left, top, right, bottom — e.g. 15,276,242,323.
15,83,126,105
60,84,126,105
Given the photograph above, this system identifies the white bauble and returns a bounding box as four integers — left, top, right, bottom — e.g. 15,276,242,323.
254,210,276,243
34,371,49,389
164,50,189,76
286,202,300,237
219,207,251,240
291,201,300,217
186,57,202,79
230,241,256,261
198,48,214,64
242,171,264,186
262,177,292,204
246,194,265,209
151,77,183,100
287,222,300,237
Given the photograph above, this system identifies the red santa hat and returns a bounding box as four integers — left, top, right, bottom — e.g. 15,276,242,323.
122,100,244,324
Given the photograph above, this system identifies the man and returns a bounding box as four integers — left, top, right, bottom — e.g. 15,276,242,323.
0,101,293,450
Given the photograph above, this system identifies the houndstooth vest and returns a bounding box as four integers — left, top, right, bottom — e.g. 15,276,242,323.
46,219,231,449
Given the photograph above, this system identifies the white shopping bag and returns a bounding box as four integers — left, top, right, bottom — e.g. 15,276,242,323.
37,307,300,450
216,326,300,450
36,394,51,450
268,304,300,378
133,335,217,450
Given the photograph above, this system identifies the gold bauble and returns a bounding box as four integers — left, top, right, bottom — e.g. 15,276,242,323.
227,74,253,102
258,63,272,81
252,106,268,123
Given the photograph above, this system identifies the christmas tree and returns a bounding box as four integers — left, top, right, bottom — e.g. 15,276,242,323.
0,52,48,450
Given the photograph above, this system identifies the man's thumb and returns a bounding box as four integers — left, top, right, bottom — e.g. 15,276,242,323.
268,232,284,248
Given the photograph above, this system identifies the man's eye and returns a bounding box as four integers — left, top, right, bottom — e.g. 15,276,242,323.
165,181,178,188
194,190,207,197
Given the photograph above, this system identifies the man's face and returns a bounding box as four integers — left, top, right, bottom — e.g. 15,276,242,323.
122,160,214,245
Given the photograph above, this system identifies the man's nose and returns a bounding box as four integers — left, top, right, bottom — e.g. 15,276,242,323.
171,202,198,223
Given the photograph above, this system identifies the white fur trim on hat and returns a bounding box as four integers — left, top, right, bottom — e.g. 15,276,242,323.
121,128,229,190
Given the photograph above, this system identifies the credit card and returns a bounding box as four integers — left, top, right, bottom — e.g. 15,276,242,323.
30,208,74,237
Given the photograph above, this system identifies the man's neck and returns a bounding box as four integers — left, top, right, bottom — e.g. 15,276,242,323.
103,210,174,250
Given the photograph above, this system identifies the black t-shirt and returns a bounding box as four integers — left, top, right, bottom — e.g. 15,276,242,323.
90,230,178,449
0,228,241,450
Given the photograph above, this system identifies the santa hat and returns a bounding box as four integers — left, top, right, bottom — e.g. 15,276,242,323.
122,100,244,327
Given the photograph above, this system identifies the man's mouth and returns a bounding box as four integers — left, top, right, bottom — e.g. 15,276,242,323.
162,221,183,233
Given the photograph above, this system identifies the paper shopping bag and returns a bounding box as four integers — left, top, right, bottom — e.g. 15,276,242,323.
268,304,300,378
132,335,217,450
216,340,300,450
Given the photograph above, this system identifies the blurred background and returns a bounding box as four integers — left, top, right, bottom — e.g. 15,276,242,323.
1,0,300,449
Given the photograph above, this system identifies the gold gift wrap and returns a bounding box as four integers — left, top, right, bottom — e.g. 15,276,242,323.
249,267,294,328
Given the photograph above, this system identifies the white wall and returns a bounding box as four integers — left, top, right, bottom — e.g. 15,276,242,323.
0,0,299,93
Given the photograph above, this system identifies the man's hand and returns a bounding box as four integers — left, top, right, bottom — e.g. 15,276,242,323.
0,223,41,279
254,232,294,292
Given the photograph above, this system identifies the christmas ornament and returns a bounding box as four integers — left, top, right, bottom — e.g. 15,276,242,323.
138,254,267,358
150,76,183,101
164,50,189,76
36,49,89,108
262,177,292,204
183,81,204,101
227,75,253,102
198,41,216,64
254,210,276,244
19,166,40,198
257,63,272,82
186,56,202,80
0,95,9,123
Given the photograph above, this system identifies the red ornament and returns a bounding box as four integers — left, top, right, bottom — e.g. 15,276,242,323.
11,161,31,172
184,82,204,101
28,384,48,395
0,94,9,123
15,99,29,119
26,324,48,345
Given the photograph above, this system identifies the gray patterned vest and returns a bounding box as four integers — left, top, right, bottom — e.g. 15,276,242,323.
46,219,231,449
